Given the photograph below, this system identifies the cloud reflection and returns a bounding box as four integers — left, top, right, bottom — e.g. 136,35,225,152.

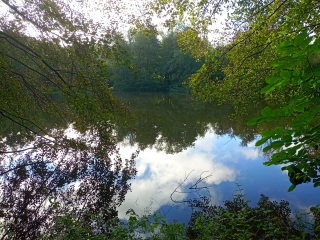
236,148,260,160
118,132,238,219
117,127,320,223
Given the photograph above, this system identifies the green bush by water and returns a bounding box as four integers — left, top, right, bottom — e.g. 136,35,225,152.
32,190,320,240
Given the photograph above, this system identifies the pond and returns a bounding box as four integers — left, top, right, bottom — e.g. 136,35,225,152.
114,92,320,223
1,91,319,238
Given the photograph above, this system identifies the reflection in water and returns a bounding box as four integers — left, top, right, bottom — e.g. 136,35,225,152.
118,129,320,223
114,92,264,153
1,92,319,237
0,124,137,238
114,93,320,222
117,129,237,219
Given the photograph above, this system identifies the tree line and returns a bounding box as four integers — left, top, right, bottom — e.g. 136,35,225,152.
108,31,203,92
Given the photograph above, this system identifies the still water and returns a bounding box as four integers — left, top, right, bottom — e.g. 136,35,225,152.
114,93,320,222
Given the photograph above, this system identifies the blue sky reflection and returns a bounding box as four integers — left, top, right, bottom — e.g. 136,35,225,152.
117,127,320,222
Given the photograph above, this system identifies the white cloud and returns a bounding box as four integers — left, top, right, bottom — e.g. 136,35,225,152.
118,132,237,219
236,148,260,160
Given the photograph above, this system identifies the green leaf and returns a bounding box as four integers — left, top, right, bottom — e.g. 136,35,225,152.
280,70,291,80
247,117,262,126
277,41,293,51
290,121,307,129
308,169,317,178
292,52,303,59
262,130,275,138
263,161,273,166
288,143,301,152
255,137,270,146
261,107,273,117
274,127,283,135
293,31,308,46
271,140,284,150
261,84,275,94
266,76,281,84
313,37,320,47
314,68,320,77
281,46,298,56
300,36,313,48
262,145,273,153
283,135,293,145
314,182,320,187
288,184,296,192
263,140,283,152
293,104,305,112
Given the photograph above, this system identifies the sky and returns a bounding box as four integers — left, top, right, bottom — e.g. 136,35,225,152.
0,0,227,44
117,126,320,222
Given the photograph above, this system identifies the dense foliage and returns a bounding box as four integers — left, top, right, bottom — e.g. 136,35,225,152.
109,31,202,92
248,32,320,190
152,0,320,105
186,193,318,240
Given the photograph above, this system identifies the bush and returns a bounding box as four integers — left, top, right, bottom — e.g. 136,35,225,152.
13,190,319,240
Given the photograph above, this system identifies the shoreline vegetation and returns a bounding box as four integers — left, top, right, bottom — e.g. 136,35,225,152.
1,184,319,239
38,188,320,239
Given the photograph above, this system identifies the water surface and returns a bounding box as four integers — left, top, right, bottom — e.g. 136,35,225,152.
114,93,320,222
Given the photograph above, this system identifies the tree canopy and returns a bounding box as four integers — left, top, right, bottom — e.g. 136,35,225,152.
109,31,202,92
152,0,320,104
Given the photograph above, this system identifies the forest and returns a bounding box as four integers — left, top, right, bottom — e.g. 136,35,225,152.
108,31,203,92
0,0,320,239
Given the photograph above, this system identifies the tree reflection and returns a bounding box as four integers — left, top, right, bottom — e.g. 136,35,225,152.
0,124,138,239
114,93,265,153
